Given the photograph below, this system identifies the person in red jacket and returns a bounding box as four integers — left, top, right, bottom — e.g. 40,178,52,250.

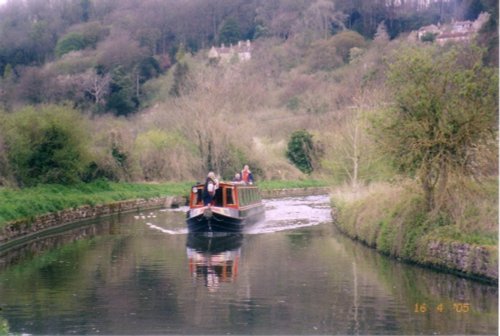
241,165,254,184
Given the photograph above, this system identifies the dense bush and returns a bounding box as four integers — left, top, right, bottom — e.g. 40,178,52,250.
1,105,91,186
375,43,498,211
286,130,316,174
134,129,198,181
55,32,88,58
307,39,344,72
329,30,367,63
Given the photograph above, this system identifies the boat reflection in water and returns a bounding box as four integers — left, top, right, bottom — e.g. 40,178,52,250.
186,233,243,291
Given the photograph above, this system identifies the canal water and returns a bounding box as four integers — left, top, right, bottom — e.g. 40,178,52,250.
0,195,497,335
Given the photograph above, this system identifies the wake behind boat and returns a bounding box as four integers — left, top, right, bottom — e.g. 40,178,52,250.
186,181,265,232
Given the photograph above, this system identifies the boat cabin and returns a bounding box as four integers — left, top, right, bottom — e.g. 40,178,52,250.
189,182,261,209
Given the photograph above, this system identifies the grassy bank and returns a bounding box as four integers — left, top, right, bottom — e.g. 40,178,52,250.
0,180,193,227
258,179,330,190
330,179,498,280
0,178,329,228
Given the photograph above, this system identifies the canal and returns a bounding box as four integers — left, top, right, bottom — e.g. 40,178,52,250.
0,195,497,335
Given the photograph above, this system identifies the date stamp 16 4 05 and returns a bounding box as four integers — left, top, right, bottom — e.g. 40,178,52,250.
414,303,471,313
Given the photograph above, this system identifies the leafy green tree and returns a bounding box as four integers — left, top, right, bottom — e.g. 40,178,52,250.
375,44,498,211
286,130,316,174
330,30,367,63
55,32,87,57
138,56,162,83
219,18,241,45
1,105,91,186
106,67,137,116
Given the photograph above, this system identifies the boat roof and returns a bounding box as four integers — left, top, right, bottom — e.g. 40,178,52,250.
194,181,257,188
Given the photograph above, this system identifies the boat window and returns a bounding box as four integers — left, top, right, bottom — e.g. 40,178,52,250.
213,188,223,207
226,188,235,205
196,188,203,205
235,187,260,207
191,187,203,206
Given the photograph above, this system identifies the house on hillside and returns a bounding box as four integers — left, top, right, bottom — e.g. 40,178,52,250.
414,12,490,45
208,40,252,63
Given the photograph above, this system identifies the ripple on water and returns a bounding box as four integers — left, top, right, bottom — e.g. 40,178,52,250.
145,194,333,235
246,195,332,234
146,223,188,235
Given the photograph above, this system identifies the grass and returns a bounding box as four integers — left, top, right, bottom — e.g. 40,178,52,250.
258,179,330,190
331,179,498,253
0,180,194,227
330,179,498,281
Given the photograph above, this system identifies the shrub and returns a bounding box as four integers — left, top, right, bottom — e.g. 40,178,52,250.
330,30,367,63
134,129,198,181
55,32,88,58
286,130,316,174
375,43,498,211
307,39,343,72
1,105,91,186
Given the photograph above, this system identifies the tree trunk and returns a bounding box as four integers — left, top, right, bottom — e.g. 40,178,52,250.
422,177,434,212
435,158,448,211
421,162,436,212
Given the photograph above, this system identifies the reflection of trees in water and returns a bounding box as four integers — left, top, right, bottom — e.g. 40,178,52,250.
0,221,115,272
0,316,9,334
285,229,313,249
337,230,498,335
0,205,496,335
234,225,497,334
0,217,187,334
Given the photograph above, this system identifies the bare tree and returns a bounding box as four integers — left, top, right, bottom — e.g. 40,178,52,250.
81,69,111,106
302,0,346,39
96,29,147,71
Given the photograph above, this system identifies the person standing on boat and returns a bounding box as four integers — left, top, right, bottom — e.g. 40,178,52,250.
241,165,254,184
203,171,218,206
232,173,243,183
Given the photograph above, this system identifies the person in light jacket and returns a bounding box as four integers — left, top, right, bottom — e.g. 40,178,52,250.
202,171,218,205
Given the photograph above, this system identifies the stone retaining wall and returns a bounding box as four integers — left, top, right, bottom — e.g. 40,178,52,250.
331,209,498,283
415,239,498,282
0,195,186,246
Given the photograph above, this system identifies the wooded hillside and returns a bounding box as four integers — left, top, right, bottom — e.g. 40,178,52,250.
0,0,497,187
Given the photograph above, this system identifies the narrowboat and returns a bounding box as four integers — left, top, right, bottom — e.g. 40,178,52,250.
186,182,265,232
